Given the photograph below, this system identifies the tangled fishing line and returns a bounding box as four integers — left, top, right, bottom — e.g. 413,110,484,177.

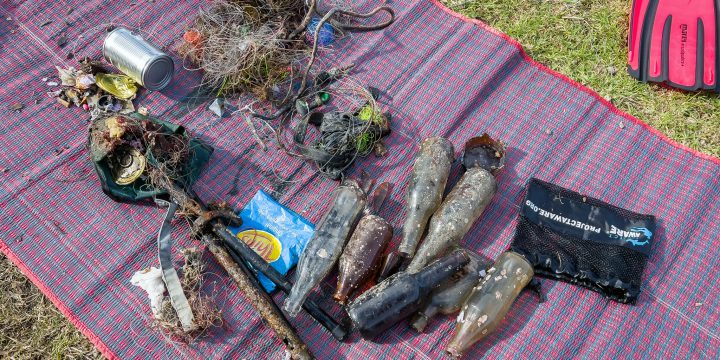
245,3,394,179
180,0,394,100
179,0,395,178
287,77,391,179
179,0,308,99
90,117,229,341
152,248,223,342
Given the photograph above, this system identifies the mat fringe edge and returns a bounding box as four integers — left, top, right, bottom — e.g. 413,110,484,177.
430,0,720,166
0,241,119,360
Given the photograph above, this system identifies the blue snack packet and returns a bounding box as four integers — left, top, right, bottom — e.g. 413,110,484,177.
228,190,314,292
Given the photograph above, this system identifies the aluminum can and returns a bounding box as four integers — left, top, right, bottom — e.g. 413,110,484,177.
103,27,174,90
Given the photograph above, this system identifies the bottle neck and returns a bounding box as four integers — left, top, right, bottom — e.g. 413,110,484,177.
416,250,470,291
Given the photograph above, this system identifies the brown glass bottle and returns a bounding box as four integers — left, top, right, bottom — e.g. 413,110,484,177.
334,214,393,304
346,249,470,339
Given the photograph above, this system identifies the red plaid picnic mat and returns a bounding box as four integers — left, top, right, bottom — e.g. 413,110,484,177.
1,0,719,358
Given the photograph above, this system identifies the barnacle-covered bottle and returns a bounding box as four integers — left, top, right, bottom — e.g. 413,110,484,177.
398,137,454,258
446,251,533,358
283,180,366,317
410,252,488,332
406,167,497,273
334,214,393,304
379,137,454,280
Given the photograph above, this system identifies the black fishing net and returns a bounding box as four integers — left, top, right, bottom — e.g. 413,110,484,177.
293,96,391,180
510,178,656,304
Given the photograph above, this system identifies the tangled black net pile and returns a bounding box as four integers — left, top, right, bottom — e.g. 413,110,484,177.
292,87,391,179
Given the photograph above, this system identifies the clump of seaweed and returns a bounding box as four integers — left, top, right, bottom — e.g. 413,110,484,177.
153,248,223,342
179,0,307,99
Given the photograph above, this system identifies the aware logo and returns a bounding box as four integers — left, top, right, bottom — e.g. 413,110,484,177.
237,229,282,262
609,225,652,246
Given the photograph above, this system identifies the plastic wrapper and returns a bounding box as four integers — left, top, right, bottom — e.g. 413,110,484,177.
95,73,138,99
229,190,314,292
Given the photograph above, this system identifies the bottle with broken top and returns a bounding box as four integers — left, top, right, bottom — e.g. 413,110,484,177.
446,251,533,358
283,179,367,317
410,251,488,332
346,249,470,339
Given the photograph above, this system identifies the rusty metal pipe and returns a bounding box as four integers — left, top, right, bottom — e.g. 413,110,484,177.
187,188,348,341
205,239,312,359
164,183,313,359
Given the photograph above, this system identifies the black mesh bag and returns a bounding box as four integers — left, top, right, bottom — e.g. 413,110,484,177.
510,178,656,304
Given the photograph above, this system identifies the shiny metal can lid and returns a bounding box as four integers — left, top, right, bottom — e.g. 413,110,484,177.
109,146,146,185
142,55,174,90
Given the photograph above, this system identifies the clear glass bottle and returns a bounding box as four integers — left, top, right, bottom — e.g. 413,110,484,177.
283,180,366,317
446,251,533,358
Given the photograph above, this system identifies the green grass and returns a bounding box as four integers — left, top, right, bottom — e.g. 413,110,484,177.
0,254,102,359
1,2,719,359
443,0,720,157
